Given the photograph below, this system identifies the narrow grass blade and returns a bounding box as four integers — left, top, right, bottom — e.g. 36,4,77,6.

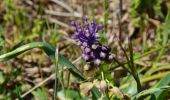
91,86,101,100
16,86,22,100
152,73,170,99
133,86,170,100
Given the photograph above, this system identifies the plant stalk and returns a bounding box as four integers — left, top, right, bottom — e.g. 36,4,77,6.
129,40,142,93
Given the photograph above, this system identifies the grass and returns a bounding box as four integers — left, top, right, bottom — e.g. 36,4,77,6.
0,0,170,99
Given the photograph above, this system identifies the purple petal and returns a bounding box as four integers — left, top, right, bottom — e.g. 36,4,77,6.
90,52,96,58
94,59,101,66
108,54,115,61
97,24,103,32
82,54,90,61
100,52,106,58
71,21,76,27
84,47,91,53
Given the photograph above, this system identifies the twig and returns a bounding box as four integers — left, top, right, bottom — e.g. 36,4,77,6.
20,74,55,99
112,57,131,74
23,0,33,6
19,56,81,99
119,0,123,17
45,10,82,18
117,13,132,69
129,40,142,92
50,0,74,12
117,9,142,93
54,44,59,99
103,0,109,31
47,17,72,29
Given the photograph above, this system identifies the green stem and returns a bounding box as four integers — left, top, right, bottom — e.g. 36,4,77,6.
103,0,109,31
54,61,58,100
129,41,142,93
112,57,131,74
109,43,170,71
133,73,142,92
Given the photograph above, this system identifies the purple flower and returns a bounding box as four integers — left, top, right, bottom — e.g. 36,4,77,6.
72,18,113,66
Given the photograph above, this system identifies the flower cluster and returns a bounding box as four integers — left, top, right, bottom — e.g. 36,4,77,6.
72,18,113,66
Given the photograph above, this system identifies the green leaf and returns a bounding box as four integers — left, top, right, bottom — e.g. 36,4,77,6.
11,40,25,51
58,55,85,81
0,42,102,99
0,71,4,84
16,86,22,100
162,7,170,45
156,7,170,60
151,73,170,99
129,0,162,27
144,64,170,77
133,86,170,100
0,42,85,80
58,89,86,100
0,27,5,54
32,88,48,100
91,86,101,100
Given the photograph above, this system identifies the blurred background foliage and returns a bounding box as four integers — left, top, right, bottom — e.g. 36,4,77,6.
0,0,170,99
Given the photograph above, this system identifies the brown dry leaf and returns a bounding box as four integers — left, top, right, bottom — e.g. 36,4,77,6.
110,87,124,99
80,82,94,96
148,18,161,28
0,63,7,71
99,80,108,92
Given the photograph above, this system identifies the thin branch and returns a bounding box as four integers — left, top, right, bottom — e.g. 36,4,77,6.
45,10,82,18
119,0,123,17
47,17,73,29
129,40,142,92
19,56,81,99
117,13,132,69
54,44,59,99
112,57,131,74
50,0,74,12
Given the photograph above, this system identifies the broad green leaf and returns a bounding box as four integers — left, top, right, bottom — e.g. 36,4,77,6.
11,40,25,50
0,42,85,80
91,86,101,100
0,42,101,99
